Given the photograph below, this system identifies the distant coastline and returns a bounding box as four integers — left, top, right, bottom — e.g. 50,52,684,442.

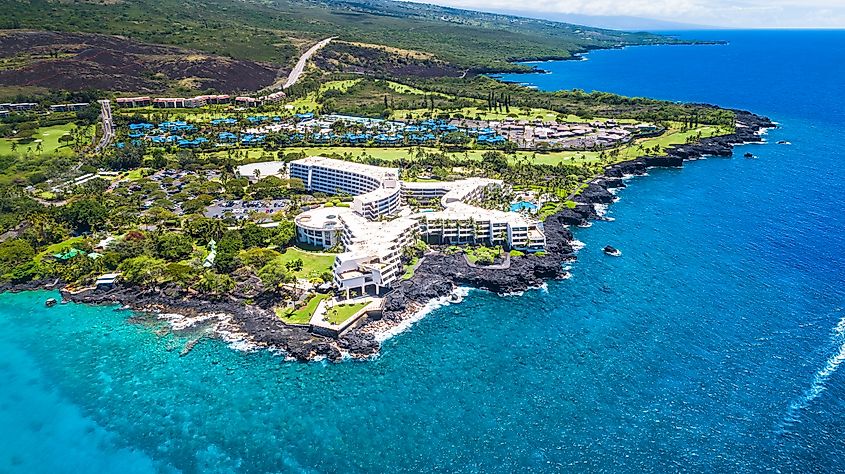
494,39,728,77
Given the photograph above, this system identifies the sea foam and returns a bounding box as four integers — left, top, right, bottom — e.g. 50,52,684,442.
375,287,473,343
780,314,845,430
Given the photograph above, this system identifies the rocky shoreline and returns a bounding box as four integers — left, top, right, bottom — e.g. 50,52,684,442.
1,110,773,362
355,109,775,339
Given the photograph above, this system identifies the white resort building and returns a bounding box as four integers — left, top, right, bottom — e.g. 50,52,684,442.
253,156,546,298
404,179,546,250
289,156,402,220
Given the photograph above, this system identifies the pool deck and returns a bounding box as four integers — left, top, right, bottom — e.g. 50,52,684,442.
309,296,384,337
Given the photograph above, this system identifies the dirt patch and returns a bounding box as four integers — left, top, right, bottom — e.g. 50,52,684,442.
0,30,283,93
314,41,463,79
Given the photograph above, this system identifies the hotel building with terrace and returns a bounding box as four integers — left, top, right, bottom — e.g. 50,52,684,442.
256,157,546,298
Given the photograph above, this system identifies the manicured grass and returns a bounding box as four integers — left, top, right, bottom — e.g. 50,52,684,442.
391,106,639,124
275,247,335,279
324,301,369,325
386,81,451,98
277,293,330,325
194,122,728,171
36,236,87,262
402,256,419,280
319,79,362,94
465,246,502,265
124,168,149,181
0,124,84,156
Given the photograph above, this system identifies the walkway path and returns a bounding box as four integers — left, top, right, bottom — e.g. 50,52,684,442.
464,252,511,270
281,37,335,89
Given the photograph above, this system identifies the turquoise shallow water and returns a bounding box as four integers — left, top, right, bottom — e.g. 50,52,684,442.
3,30,845,472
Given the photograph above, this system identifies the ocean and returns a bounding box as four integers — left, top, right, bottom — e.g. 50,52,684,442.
2,30,845,472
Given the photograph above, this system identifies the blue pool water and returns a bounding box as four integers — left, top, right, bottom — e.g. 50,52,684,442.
510,200,538,212
3,30,845,472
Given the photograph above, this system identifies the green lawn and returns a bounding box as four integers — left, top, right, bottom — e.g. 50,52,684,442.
324,301,369,325
277,293,330,325
0,124,84,156
391,106,639,124
319,79,362,95
402,256,419,280
196,123,728,169
36,236,87,262
276,247,335,279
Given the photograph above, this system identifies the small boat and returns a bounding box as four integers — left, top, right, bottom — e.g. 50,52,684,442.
744,152,755,158
777,140,790,145
45,298,58,307
603,245,621,257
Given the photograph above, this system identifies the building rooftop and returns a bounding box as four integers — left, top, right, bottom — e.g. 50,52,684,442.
290,156,398,184
294,206,346,231
236,161,286,180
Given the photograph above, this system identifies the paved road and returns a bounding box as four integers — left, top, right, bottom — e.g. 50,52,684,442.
95,99,114,152
282,37,335,89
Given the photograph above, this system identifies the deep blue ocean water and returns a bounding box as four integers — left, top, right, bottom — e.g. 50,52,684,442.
3,30,845,473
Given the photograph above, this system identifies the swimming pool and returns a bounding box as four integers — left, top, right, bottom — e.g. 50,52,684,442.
510,201,538,212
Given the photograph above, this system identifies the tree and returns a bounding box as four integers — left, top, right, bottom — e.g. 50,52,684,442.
22,214,68,247
196,271,235,295
104,146,144,171
257,259,295,292
183,216,224,241
0,239,35,276
118,255,169,286
284,257,303,273
149,148,167,169
481,151,509,173
154,232,194,261
214,230,244,273
63,197,108,234
268,220,296,247
236,247,281,269
248,176,289,200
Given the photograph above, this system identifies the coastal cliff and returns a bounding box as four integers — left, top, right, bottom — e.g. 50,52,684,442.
359,110,775,346
4,110,774,362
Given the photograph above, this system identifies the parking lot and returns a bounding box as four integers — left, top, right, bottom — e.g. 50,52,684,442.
205,199,291,220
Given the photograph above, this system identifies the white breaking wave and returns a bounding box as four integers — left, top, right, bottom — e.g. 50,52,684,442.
781,315,845,430
499,282,549,298
594,203,609,216
375,287,472,343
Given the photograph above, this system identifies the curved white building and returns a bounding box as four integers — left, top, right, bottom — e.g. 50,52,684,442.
291,156,545,299
294,207,344,248
289,156,401,219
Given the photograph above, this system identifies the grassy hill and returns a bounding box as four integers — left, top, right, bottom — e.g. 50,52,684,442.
3,0,685,72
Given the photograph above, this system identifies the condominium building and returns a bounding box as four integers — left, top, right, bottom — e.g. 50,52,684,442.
419,203,545,250
293,205,417,297
332,211,418,298
0,103,37,111
116,97,152,108
49,103,90,112
290,156,545,298
289,156,401,220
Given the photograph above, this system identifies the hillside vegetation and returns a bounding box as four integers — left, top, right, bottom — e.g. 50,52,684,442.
3,0,687,72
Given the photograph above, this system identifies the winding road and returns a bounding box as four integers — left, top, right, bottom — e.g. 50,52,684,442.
281,37,335,89
95,99,114,152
